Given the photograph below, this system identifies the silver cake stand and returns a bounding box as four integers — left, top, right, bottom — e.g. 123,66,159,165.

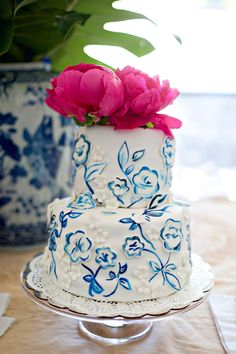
20,253,214,345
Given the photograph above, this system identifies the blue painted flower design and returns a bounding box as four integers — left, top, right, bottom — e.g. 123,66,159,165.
49,234,57,252
162,137,175,167
64,230,93,263
132,166,159,200
68,192,96,210
160,219,183,252
108,177,129,199
95,247,117,269
73,134,91,167
122,236,145,258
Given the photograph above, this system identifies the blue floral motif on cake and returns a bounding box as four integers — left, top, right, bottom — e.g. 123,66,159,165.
119,211,182,292
108,177,129,203
122,236,145,258
132,166,159,200
73,133,107,196
47,210,82,241
81,259,131,298
48,213,58,236
48,232,57,279
160,219,183,252
95,247,117,269
186,224,192,265
73,134,91,167
162,137,175,167
161,137,175,187
68,192,96,210
64,230,93,263
49,234,57,252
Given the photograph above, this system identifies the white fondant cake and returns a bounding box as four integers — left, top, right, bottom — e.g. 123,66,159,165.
72,126,175,209
43,127,192,303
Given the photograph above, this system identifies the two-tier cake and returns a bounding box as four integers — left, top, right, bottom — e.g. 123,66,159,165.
43,63,192,302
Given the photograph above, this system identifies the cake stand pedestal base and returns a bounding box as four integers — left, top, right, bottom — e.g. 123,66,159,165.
79,320,153,344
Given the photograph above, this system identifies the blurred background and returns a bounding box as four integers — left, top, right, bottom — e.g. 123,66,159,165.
84,0,236,202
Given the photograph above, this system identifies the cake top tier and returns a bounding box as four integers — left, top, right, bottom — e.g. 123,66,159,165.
72,126,175,209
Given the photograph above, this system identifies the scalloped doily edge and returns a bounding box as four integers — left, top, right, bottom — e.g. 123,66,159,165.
22,253,214,318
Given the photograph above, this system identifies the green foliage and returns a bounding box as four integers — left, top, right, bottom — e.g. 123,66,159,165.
0,0,155,68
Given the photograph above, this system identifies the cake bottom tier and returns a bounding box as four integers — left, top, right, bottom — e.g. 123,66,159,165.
43,198,192,302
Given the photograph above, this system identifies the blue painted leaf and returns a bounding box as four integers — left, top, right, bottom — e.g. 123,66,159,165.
145,205,170,218
132,149,145,161
83,274,93,283
149,260,161,273
165,272,181,290
54,229,60,238
119,277,132,290
59,211,64,223
86,163,107,182
165,263,177,271
118,141,129,169
89,279,104,296
119,263,128,274
69,212,82,219
129,222,138,230
119,218,133,224
125,164,134,175
149,194,168,209
62,219,67,228
108,271,116,280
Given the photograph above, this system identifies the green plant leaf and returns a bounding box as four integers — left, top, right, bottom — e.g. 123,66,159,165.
0,0,14,55
14,0,39,15
12,8,90,59
50,0,155,70
57,11,90,38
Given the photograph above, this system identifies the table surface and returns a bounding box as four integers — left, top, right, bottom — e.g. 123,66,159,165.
0,198,235,354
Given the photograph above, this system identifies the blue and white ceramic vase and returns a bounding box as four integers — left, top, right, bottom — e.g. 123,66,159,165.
0,63,73,246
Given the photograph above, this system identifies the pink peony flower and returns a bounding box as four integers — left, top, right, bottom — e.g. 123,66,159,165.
109,66,181,136
45,64,125,123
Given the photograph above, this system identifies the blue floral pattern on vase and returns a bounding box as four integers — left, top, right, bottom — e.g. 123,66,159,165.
68,192,96,210
122,236,145,258
73,134,91,167
0,66,74,246
64,230,93,263
132,166,159,200
160,219,183,252
95,247,117,269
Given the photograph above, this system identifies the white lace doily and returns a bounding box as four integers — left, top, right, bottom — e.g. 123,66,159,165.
22,253,214,318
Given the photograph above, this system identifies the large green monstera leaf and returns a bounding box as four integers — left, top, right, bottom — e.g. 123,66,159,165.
50,0,155,70
0,0,155,68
